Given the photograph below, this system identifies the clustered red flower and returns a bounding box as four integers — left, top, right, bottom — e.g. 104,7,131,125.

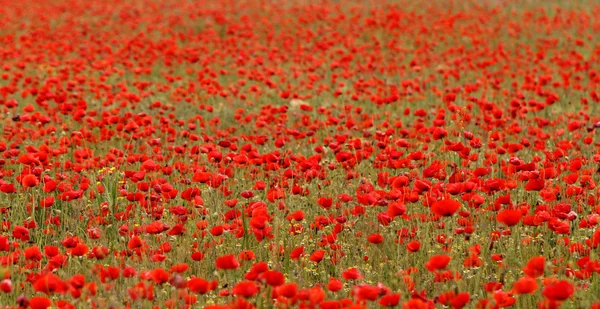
0,0,598,309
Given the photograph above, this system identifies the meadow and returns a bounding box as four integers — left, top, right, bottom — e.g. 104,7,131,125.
0,0,599,308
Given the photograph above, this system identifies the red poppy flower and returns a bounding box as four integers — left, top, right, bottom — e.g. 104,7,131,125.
149,268,170,285
188,278,211,294
29,296,52,309
260,270,285,286
523,256,545,278
450,292,470,309
407,241,421,252
542,280,574,301
379,293,401,307
431,199,461,217
354,284,380,301
497,209,523,227
215,254,240,270
24,246,43,261
275,283,297,298
512,276,538,294
127,236,143,249
170,264,189,273
309,250,325,263
525,178,545,191
342,268,362,280
327,277,343,292
367,233,384,244
33,273,67,294
425,255,451,272
317,197,333,209
232,281,259,298
0,279,12,293
238,250,256,261
21,174,39,188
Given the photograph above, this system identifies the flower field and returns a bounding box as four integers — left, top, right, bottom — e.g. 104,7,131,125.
1,0,600,308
